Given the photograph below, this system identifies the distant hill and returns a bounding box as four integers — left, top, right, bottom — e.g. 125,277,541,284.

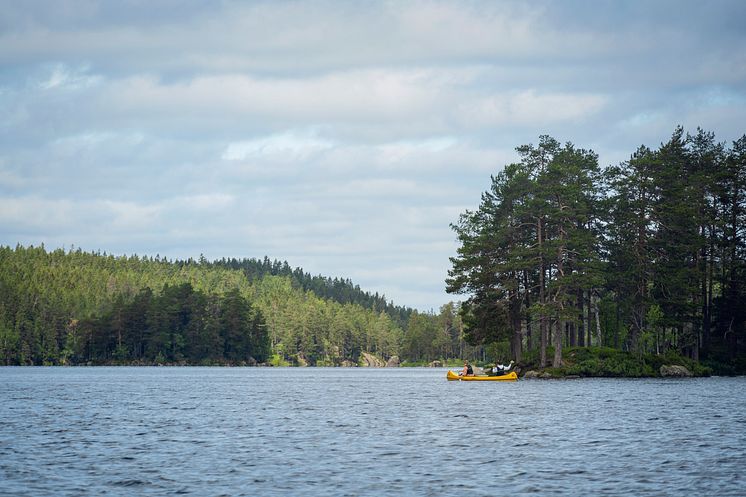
0,245,471,366
210,256,414,327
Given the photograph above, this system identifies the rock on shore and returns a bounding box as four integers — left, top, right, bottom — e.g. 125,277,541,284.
360,352,385,367
385,356,400,367
522,370,553,379
660,365,693,377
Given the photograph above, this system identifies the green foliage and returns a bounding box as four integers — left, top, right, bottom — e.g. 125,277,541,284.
645,350,712,376
441,358,467,367
450,127,746,371
211,256,414,328
448,136,604,368
484,341,511,364
269,354,290,367
531,347,711,377
154,351,166,365
582,347,655,377
0,245,466,366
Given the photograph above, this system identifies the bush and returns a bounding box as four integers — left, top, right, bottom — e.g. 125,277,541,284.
269,353,290,367
645,350,712,376
530,346,711,378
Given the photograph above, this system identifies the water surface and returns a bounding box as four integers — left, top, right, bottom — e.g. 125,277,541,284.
1,367,744,496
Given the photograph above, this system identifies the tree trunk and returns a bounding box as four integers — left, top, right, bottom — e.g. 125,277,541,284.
587,290,593,347
510,285,523,363
594,292,602,347
524,270,533,351
703,227,714,356
553,210,566,367
569,321,576,347
512,327,522,363
691,321,700,362
577,288,585,347
553,319,563,368
538,217,547,367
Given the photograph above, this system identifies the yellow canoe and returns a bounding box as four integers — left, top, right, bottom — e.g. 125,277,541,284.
447,370,518,381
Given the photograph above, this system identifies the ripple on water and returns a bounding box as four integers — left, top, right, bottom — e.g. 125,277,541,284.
0,369,745,496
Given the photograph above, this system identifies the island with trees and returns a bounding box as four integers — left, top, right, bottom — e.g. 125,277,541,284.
448,126,745,376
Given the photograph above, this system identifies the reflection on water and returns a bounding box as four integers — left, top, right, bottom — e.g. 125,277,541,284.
1,367,744,496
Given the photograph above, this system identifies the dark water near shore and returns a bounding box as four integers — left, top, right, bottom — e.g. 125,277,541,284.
1,367,744,496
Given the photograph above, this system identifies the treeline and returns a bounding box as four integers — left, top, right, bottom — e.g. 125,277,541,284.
448,127,745,373
0,245,476,366
209,256,414,327
68,285,269,365
0,246,265,365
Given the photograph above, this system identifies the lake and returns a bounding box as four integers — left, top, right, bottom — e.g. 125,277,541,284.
1,367,744,496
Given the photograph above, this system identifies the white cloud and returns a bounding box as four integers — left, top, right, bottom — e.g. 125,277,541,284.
171,193,235,211
0,196,77,232
1,1,745,310
457,90,607,127
101,69,444,126
222,132,334,161
38,63,102,90
102,200,162,230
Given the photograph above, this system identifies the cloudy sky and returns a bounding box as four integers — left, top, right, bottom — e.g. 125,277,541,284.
1,1,745,311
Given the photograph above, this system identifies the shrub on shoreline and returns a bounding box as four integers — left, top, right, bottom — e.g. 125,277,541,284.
519,347,716,378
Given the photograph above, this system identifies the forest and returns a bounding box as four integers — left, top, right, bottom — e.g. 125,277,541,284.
448,126,745,374
0,246,475,366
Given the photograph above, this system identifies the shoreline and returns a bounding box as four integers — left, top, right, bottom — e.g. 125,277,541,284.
2,363,738,378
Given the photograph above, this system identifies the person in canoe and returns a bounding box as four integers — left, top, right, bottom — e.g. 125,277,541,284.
489,360,514,376
460,361,474,377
